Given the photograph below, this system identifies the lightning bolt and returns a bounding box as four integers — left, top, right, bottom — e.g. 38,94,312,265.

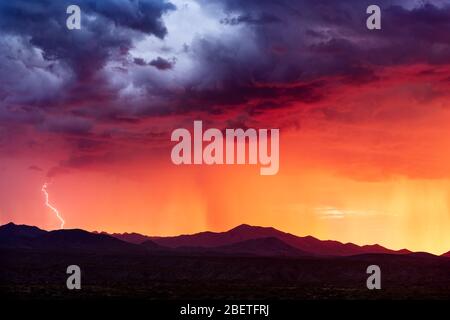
42,182,65,229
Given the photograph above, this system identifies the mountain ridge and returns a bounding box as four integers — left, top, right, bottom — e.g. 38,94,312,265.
0,223,151,254
3,222,446,257
106,223,415,256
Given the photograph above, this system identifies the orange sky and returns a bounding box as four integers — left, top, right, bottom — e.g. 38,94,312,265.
2,64,450,255
2,144,450,255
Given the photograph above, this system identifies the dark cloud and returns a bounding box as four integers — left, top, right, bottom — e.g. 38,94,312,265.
133,56,175,70
220,13,282,25
197,0,450,82
0,0,175,104
4,0,450,121
3,0,450,176
133,57,147,66
0,0,175,160
149,56,175,70
46,152,113,178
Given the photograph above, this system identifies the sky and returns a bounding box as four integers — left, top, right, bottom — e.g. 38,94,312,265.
1,0,450,254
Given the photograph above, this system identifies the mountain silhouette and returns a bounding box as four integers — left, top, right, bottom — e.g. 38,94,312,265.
0,222,46,238
0,222,47,248
0,223,149,254
34,229,147,253
0,222,421,257
113,224,412,256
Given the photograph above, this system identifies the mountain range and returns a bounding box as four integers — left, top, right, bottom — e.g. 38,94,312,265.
2,222,449,257
105,223,416,257
0,222,145,254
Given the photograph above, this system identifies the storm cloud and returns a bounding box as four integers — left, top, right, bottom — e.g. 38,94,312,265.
2,0,450,178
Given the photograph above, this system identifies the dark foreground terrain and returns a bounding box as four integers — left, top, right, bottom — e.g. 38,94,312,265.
1,223,450,300
2,249,450,300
